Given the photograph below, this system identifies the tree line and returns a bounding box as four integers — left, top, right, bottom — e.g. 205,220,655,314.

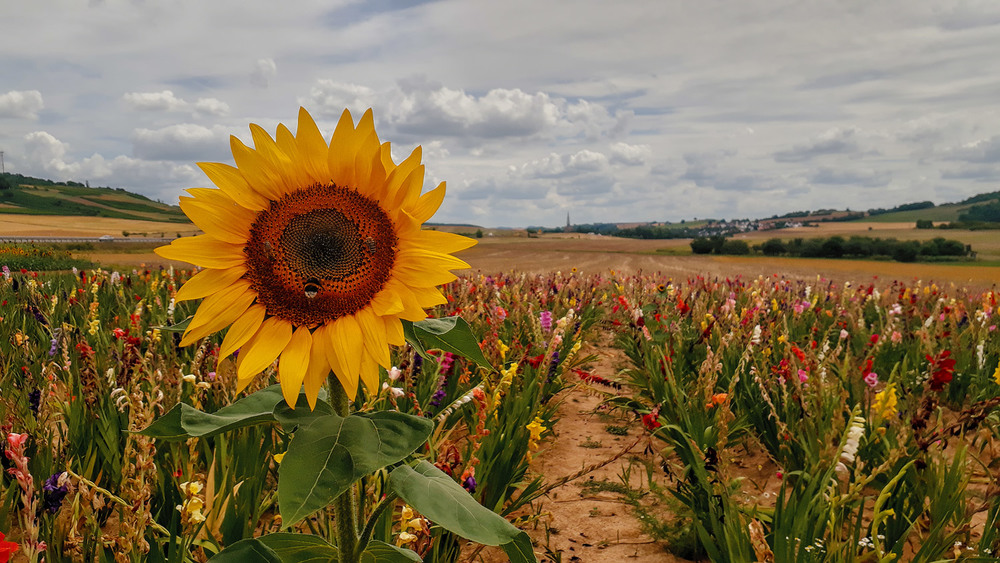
690,235,972,263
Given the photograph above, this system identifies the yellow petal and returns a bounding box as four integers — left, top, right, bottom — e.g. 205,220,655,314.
179,196,253,245
359,350,379,393
410,182,446,224
328,109,360,188
385,316,405,346
356,308,390,368
327,315,363,398
278,326,313,408
155,235,245,269
389,164,424,211
237,317,293,387
409,286,448,309
296,107,331,182
303,332,332,410
393,248,468,287
250,123,297,196
175,265,247,303
380,142,395,176
180,280,256,346
370,286,404,316
385,280,428,322
231,136,284,201
275,123,311,190
219,303,266,360
197,162,269,211
353,131,381,196
382,146,422,203
403,229,477,254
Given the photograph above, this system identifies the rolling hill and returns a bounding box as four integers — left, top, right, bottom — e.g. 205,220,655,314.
0,173,189,223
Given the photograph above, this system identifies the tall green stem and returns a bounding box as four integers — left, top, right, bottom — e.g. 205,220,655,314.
329,374,360,563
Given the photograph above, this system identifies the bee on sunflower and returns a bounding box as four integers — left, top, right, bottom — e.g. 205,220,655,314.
156,108,474,409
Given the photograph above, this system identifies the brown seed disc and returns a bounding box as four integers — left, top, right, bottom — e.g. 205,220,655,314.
243,184,397,326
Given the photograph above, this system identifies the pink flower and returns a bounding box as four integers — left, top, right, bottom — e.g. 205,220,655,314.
798,369,809,383
864,371,878,388
840,329,849,340
6,433,27,449
890,331,902,344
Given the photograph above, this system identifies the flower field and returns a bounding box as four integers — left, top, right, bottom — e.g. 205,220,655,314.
2,263,998,562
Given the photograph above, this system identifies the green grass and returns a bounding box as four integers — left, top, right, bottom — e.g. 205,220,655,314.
856,199,999,223
0,185,187,223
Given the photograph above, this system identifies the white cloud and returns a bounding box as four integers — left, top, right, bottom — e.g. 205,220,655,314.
123,90,230,116
0,90,44,119
305,79,623,140
250,58,277,88
20,130,198,198
130,124,232,161
609,142,651,165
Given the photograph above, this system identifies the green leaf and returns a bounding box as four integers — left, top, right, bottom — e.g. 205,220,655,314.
403,317,492,369
273,395,334,431
501,532,537,563
278,411,433,525
207,533,338,563
388,461,524,547
137,385,286,440
155,315,193,332
359,541,422,563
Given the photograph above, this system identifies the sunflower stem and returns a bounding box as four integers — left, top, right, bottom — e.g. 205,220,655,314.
328,373,360,563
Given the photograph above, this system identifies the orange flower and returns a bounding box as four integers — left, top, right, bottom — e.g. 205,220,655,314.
705,392,729,409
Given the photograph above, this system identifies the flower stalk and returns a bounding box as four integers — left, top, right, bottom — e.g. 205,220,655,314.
329,373,360,563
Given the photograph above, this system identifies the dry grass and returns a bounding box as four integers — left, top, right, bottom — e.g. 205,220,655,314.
0,214,198,238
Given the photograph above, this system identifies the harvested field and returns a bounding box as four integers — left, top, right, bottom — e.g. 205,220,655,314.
0,213,198,238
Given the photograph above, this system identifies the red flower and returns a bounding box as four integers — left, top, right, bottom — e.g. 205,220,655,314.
790,346,806,364
927,350,956,392
112,328,127,340
526,354,545,368
0,530,19,563
641,412,661,431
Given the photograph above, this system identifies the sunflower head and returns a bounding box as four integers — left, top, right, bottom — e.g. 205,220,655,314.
156,108,475,409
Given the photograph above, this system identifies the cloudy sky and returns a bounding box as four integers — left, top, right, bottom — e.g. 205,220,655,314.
3,1,1000,227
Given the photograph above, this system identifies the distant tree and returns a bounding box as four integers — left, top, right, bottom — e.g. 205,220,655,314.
475,229,483,238
843,236,873,257
915,219,934,229
959,202,1000,223
690,237,715,254
820,236,845,258
760,238,786,256
0,175,11,190
720,239,750,255
893,241,920,262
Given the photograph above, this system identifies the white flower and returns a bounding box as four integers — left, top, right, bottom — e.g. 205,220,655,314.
388,366,402,381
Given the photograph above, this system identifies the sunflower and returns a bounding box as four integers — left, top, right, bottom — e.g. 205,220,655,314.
156,108,475,409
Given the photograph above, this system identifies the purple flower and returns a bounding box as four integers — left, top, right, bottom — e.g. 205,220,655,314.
48,338,59,356
463,474,477,493
540,311,553,332
42,472,68,513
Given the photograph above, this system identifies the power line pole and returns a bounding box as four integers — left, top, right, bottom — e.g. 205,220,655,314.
0,151,5,174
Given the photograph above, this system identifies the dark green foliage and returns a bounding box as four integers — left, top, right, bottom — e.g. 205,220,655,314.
719,239,750,255
958,201,1000,223
760,238,786,256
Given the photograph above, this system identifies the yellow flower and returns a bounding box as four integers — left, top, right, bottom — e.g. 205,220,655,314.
777,335,787,343
526,417,547,460
156,108,475,409
498,340,509,361
873,383,898,420
993,360,1000,386
273,452,285,463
